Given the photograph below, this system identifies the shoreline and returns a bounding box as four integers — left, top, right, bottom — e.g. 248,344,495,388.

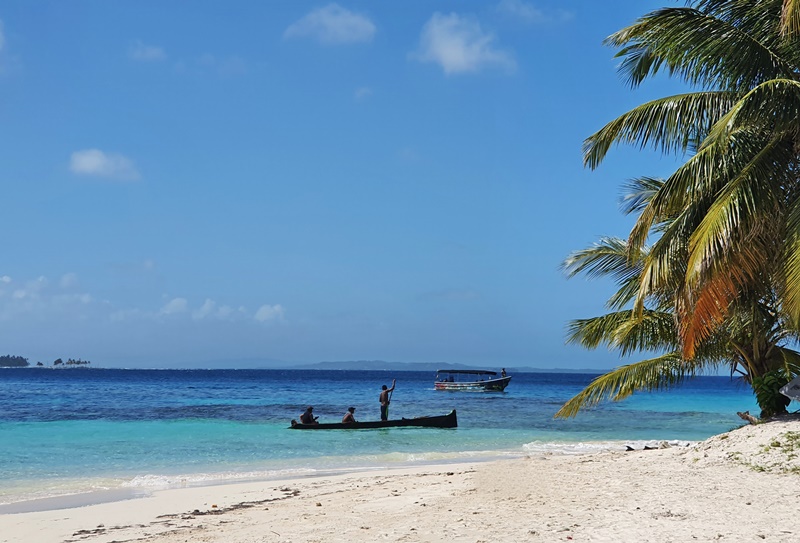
0,438,694,514
3,419,800,542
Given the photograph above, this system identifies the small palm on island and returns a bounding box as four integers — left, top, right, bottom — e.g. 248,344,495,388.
0,355,92,368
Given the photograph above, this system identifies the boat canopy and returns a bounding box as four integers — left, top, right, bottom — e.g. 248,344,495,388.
436,369,497,375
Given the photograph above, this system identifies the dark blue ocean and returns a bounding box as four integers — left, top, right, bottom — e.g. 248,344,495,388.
0,368,760,505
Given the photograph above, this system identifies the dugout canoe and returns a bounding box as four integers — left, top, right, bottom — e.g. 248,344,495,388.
289,409,457,430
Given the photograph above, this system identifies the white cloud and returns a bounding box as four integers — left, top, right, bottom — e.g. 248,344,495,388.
412,13,515,75
70,149,140,181
254,304,285,323
160,297,188,315
12,276,49,300
0,273,288,338
53,293,92,305
355,86,373,100
129,40,166,62
0,275,97,322
192,298,216,320
496,0,573,23
109,308,145,322
284,4,376,44
59,273,79,288
217,305,235,319
187,298,257,321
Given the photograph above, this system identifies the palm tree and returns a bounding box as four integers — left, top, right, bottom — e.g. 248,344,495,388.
560,0,800,417
586,0,800,345
557,179,800,418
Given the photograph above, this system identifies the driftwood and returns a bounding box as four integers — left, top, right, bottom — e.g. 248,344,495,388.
737,411,760,425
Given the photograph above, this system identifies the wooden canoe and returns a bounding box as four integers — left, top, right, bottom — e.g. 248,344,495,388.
290,409,457,430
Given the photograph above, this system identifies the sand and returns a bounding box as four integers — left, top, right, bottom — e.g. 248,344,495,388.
2,418,800,543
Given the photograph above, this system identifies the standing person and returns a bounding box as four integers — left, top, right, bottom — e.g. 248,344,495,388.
342,406,357,424
379,379,396,421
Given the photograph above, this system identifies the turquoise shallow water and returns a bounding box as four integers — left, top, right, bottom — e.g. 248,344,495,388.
0,368,760,505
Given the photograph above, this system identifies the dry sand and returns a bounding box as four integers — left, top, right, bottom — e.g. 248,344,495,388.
2,418,800,543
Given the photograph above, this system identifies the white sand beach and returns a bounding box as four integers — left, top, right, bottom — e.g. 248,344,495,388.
2,418,799,543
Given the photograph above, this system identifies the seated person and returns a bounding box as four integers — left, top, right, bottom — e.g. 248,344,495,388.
299,406,318,424
342,406,357,424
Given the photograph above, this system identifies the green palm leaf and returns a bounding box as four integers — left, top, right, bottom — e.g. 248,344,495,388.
608,6,793,91
703,78,800,147
566,310,678,355
554,353,714,418
583,92,736,170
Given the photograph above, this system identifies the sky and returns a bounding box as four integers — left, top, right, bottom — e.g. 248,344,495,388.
0,0,690,369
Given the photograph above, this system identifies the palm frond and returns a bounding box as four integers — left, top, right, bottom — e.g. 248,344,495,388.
583,92,736,170
781,0,800,36
781,198,800,322
554,353,714,418
620,177,665,215
608,6,793,91
703,78,800,147
626,139,729,255
686,137,791,279
562,238,649,310
677,273,739,359
566,310,678,354
777,345,800,375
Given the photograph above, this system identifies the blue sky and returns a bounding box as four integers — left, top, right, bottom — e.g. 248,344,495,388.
0,1,688,369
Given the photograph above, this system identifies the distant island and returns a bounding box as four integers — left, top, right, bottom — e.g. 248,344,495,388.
0,355,92,368
0,355,29,367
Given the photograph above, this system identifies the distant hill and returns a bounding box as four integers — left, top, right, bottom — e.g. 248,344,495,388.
99,357,603,373
291,360,601,374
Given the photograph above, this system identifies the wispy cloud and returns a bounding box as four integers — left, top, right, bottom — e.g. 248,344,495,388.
129,40,166,62
70,149,140,181
191,298,245,321
0,275,96,322
159,297,188,315
420,288,480,302
192,299,216,320
59,273,79,289
0,272,286,334
284,4,376,45
196,54,247,76
412,13,515,75
354,86,373,100
496,0,574,24
254,304,285,323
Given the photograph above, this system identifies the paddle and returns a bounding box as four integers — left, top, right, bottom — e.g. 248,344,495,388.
385,378,396,420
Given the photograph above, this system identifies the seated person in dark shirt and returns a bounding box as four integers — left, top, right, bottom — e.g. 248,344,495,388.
299,406,318,424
